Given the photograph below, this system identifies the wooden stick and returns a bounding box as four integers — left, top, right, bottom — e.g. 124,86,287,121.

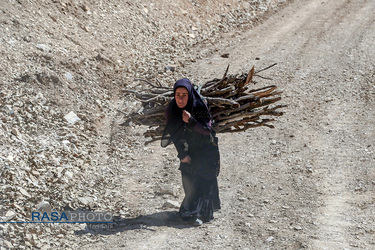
121,64,285,144
205,97,240,108
244,66,255,86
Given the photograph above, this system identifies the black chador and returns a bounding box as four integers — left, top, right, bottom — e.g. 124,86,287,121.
162,78,221,224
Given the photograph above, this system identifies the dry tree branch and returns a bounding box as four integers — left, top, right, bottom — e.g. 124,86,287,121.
121,64,286,144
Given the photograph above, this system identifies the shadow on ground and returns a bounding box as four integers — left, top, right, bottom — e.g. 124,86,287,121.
74,210,196,235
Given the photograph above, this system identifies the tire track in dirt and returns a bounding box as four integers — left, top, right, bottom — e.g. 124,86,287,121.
187,0,375,248
306,1,375,248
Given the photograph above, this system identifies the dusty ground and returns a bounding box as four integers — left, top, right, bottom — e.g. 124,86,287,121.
1,0,375,249
90,0,375,249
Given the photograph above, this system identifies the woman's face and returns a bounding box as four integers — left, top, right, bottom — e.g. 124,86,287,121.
175,87,189,109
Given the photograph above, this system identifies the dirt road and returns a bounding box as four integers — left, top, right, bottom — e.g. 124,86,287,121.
89,0,375,249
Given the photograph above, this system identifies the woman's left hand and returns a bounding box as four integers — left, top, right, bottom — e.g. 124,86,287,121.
182,110,191,123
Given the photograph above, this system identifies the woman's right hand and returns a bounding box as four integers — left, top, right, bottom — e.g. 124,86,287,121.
181,155,191,164
182,110,191,123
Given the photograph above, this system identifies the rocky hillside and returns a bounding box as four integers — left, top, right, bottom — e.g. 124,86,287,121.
0,0,291,248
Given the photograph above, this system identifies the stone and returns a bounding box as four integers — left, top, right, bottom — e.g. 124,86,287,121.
162,200,180,209
4,210,16,221
64,111,80,124
36,201,52,212
7,154,14,162
158,185,179,196
19,187,31,198
64,171,73,179
164,65,175,72
35,44,49,51
78,197,93,206
3,240,13,248
11,128,20,137
64,72,73,81
266,236,275,243
3,105,14,115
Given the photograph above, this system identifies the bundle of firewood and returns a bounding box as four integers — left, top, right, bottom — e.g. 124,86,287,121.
121,64,286,144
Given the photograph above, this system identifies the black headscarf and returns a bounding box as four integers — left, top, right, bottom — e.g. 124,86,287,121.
161,78,211,147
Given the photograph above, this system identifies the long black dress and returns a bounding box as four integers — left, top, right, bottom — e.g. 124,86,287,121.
161,78,221,223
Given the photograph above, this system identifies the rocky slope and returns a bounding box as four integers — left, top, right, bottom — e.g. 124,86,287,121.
0,0,292,248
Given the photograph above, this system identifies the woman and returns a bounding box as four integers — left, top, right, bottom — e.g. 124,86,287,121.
161,78,221,226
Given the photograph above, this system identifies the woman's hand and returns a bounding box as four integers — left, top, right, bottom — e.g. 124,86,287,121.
181,155,191,164
182,110,191,123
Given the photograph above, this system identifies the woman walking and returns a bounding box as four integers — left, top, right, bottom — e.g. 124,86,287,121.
161,78,221,226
